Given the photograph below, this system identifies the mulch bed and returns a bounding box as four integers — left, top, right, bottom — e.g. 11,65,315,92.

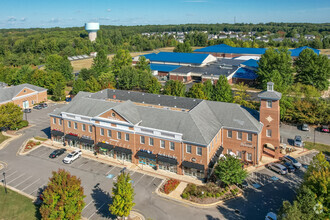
23,140,41,153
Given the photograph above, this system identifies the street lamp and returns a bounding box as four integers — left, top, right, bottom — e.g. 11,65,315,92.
3,172,7,194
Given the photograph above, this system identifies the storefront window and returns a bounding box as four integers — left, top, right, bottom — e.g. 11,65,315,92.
81,143,94,152
138,156,156,167
183,167,204,179
117,152,132,162
158,161,177,173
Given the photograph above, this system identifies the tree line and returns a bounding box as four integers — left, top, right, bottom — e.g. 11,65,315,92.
0,23,329,66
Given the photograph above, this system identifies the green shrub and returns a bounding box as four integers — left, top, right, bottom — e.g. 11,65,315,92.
181,193,188,199
207,192,212,197
10,120,28,130
225,186,229,192
215,193,220,198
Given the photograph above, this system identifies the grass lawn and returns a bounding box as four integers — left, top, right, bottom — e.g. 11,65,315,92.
34,136,48,141
0,132,10,144
0,186,40,220
304,141,330,156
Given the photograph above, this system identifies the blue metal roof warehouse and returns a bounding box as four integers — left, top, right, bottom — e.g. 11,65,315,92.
141,52,212,65
149,63,181,72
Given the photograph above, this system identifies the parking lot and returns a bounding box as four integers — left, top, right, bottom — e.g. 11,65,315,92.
2,145,163,220
244,151,318,191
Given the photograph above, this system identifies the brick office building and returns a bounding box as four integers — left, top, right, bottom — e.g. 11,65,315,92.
49,83,281,180
0,83,47,108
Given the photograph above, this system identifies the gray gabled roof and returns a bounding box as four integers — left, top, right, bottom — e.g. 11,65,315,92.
258,90,282,100
0,83,47,103
51,90,263,146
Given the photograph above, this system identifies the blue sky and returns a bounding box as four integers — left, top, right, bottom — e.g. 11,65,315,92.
1,0,329,28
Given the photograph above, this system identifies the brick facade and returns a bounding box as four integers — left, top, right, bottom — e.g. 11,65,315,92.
3,88,47,108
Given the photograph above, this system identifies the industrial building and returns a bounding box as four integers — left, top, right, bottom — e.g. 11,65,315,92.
50,82,281,180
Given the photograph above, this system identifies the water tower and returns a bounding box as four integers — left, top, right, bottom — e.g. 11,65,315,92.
85,22,100,42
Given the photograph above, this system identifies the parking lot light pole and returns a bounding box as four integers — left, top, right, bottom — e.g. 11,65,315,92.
3,172,7,194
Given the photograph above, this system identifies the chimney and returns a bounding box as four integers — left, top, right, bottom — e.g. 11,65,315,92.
113,95,116,99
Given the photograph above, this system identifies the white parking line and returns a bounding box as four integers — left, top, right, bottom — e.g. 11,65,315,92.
30,183,46,195
147,177,156,187
13,176,34,188
7,173,25,185
105,166,116,175
83,200,94,211
133,174,145,187
22,178,41,191
77,161,88,168
5,171,17,179
88,203,106,219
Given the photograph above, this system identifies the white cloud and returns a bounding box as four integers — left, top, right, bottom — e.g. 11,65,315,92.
107,8,111,12
49,18,60,23
7,16,17,22
20,17,27,22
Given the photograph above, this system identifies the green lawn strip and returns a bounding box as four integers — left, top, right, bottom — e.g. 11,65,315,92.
0,186,40,220
33,136,48,141
304,141,330,156
0,132,10,144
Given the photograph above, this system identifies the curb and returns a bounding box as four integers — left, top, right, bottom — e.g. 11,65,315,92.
0,132,22,151
155,180,243,208
0,182,36,201
130,210,146,220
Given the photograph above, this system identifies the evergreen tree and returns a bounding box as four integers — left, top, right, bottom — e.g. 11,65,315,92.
45,54,73,80
295,49,330,91
52,81,66,101
40,169,85,220
163,80,186,97
86,76,101,92
109,172,135,219
91,50,110,77
72,78,87,95
136,56,150,71
257,47,294,93
110,49,132,76
116,66,139,90
147,77,162,94
78,68,93,81
213,75,233,102
98,71,116,89
187,83,206,99
173,41,193,53
203,80,214,100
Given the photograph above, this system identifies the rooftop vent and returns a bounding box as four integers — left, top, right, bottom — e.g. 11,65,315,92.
174,97,177,99
158,95,160,97
128,91,130,93
142,93,144,96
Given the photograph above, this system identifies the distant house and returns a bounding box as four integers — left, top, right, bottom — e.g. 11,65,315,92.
0,83,47,108
304,35,315,40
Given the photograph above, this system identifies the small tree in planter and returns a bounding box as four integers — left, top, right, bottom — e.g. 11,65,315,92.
109,172,135,219
214,155,248,186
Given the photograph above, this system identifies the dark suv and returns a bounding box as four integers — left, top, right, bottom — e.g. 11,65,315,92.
40,103,48,108
49,149,66,158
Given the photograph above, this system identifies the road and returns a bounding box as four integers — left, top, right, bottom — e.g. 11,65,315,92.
0,103,325,220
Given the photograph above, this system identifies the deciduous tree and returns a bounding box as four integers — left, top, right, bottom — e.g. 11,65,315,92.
72,78,87,95
163,80,186,97
39,169,85,220
203,80,214,100
187,83,206,99
91,50,110,77
0,103,23,129
109,172,135,219
147,77,162,94
45,54,73,80
110,49,132,76
213,75,233,102
214,155,248,186
233,82,254,108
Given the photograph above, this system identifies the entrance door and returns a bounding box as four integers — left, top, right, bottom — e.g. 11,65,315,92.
23,100,29,109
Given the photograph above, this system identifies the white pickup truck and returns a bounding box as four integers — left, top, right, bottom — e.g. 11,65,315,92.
63,149,82,164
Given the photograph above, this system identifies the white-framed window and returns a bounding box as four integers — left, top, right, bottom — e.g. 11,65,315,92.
32,100,34,105
59,119,62,125
237,151,242,159
237,132,242,140
53,118,56,124
89,125,92,133
117,132,121,139
227,130,232,138
227,149,232,154
68,121,71,128
74,122,78,129
149,138,154,146
247,153,252,161
267,129,272,137
247,133,252,141
140,136,145,144
160,140,165,149
197,147,202,156
186,145,192,154
108,130,112,137
100,128,104,136
82,124,86,131
267,100,272,108
125,133,129,141
170,142,175,151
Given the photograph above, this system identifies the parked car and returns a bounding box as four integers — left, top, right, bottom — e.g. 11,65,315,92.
238,180,249,189
321,125,329,133
63,149,82,164
265,212,277,220
282,162,295,173
40,103,48,108
301,124,309,131
49,149,66,158
267,163,287,175
33,105,42,110
294,135,303,147
23,108,31,113
282,155,302,169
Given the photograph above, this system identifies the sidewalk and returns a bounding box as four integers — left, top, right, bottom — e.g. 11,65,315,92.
43,140,204,185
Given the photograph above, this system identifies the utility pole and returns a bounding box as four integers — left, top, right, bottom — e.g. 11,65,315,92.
3,172,7,194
